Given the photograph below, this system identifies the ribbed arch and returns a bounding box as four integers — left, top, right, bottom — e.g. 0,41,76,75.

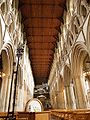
1,42,14,76
71,41,89,77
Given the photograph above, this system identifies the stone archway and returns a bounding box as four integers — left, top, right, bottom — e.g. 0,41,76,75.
0,42,14,111
83,54,90,108
71,41,89,109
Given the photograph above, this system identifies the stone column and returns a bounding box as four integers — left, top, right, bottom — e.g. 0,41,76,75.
53,85,57,108
74,76,87,108
56,91,65,109
64,85,73,109
50,89,54,108
70,83,76,109
4,76,12,111
56,75,65,109
57,77,65,109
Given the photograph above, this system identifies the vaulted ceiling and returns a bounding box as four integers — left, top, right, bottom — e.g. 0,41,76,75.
19,0,66,85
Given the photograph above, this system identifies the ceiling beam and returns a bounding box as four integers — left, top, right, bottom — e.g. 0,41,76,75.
19,2,67,12
30,57,53,60
22,17,62,23
28,42,56,44
29,48,55,51
24,26,59,29
27,42,56,44
19,3,65,6
27,34,57,36
30,54,53,57
29,49,54,53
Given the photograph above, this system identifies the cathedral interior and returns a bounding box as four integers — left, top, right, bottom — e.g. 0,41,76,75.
0,0,90,120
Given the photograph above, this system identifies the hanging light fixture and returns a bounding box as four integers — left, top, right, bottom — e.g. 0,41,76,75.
0,55,5,78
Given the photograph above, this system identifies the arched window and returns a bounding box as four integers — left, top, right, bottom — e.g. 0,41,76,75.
25,99,43,112
75,17,80,27
12,0,18,10
1,2,6,15
86,0,90,5
67,34,73,50
81,5,87,18
71,22,78,36
9,22,14,34
74,24,78,34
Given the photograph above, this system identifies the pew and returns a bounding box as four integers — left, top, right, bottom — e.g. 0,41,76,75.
0,109,90,120
50,109,90,120
16,112,35,120
35,111,50,120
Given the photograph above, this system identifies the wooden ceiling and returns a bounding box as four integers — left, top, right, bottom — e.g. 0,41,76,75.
19,0,66,85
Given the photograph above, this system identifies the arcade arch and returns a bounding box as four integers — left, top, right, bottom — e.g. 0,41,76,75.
71,41,89,108
0,42,14,111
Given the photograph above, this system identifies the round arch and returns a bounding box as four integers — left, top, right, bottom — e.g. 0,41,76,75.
25,98,43,112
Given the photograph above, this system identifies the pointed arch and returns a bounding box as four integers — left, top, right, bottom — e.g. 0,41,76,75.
87,15,90,52
0,42,14,111
71,41,89,77
1,42,14,75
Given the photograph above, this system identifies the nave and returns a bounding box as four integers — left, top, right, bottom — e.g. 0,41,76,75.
0,0,90,120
